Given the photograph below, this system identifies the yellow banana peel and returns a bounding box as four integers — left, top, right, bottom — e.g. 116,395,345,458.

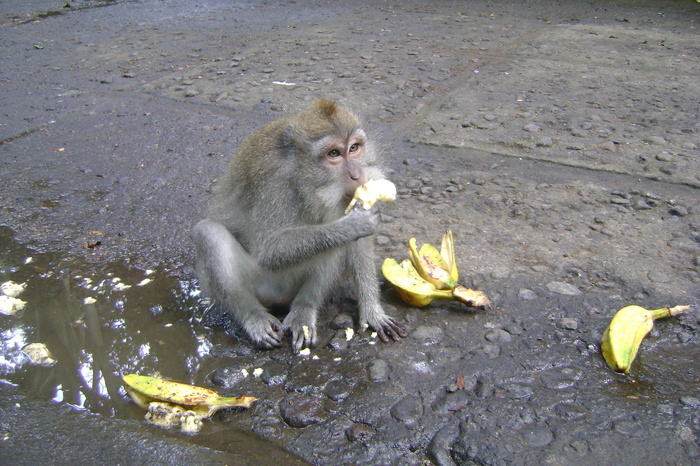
408,237,456,290
382,258,454,306
382,231,490,309
123,374,256,418
601,305,689,373
440,230,459,284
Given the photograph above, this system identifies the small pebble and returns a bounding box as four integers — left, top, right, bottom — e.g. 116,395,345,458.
558,318,578,330
523,123,541,132
518,288,538,300
598,141,617,152
644,135,667,145
546,281,582,296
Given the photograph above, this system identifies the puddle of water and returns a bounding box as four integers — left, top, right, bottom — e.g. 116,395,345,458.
0,229,210,417
0,226,305,462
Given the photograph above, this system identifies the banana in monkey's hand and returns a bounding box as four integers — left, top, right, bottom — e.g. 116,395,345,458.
345,179,397,214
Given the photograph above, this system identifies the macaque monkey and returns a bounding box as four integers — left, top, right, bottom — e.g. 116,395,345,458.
193,98,406,351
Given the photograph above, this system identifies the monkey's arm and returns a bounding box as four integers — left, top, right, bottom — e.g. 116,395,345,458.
255,208,378,271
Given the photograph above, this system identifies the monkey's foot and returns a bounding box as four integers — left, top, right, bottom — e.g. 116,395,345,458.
363,315,407,343
243,313,284,349
282,315,318,353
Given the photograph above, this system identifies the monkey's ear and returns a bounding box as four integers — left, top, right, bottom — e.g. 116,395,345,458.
281,126,305,157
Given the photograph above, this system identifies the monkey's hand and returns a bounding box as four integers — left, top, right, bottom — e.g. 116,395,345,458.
243,312,284,349
341,205,380,240
361,311,407,343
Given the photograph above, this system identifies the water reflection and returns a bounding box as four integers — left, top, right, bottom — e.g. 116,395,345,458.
0,227,212,418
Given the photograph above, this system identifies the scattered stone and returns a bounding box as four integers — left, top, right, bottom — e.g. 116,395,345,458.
209,361,250,388
375,235,391,246
331,313,354,329
566,142,586,150
411,325,443,345
546,281,582,296
368,359,390,382
474,121,502,130
346,423,376,442
555,402,588,419
428,424,460,466
633,199,653,210
324,380,351,401
538,366,582,389
655,151,673,162
644,135,667,145
484,328,512,343
518,288,538,300
479,344,500,358
679,396,700,408
647,270,670,283
669,238,699,253
536,137,554,147
558,318,578,330
519,424,554,447
523,123,541,132
260,362,288,386
610,197,631,205
613,419,643,436
659,164,678,175
598,141,617,152
279,393,326,428
500,382,534,400
669,205,689,217
390,395,423,426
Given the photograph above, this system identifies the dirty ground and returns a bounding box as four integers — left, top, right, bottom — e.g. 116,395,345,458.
1,0,699,464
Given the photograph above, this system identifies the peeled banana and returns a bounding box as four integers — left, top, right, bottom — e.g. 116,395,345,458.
345,179,396,214
382,231,490,309
601,305,689,373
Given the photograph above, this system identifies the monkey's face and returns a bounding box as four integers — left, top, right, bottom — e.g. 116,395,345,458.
316,130,369,205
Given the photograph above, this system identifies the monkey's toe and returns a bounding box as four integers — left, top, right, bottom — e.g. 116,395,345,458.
375,317,407,343
245,315,284,349
289,326,317,353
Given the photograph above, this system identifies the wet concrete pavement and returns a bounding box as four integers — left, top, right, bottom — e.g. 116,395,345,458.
1,0,699,464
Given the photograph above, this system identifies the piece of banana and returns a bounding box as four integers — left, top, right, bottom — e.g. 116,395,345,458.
601,305,689,373
345,179,396,214
382,231,490,309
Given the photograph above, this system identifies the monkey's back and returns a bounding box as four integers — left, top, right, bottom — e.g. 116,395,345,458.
207,118,301,249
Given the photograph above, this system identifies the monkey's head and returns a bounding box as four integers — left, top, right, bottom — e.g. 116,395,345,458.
288,99,383,215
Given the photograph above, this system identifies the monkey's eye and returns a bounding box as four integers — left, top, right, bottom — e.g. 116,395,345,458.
349,143,361,153
327,149,342,159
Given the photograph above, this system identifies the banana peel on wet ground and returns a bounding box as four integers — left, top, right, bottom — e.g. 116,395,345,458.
601,304,690,373
123,374,256,433
382,230,491,309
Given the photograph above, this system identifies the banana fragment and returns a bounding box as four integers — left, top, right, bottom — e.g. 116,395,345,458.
601,305,690,373
345,179,396,214
382,231,491,309
122,374,256,419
